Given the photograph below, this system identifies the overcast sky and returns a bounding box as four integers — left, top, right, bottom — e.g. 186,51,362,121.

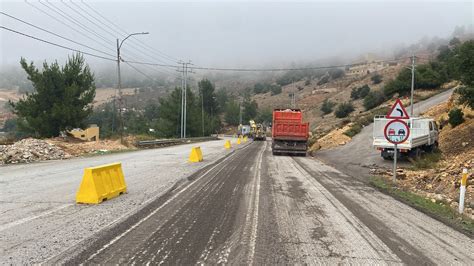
1,0,472,71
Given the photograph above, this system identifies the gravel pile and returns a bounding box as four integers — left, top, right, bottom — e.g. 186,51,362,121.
0,138,71,165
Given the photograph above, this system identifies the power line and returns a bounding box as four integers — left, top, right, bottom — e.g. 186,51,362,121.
38,0,115,51
80,0,179,63
122,59,180,69
123,61,156,81
125,58,408,72
62,0,179,76
188,58,407,72
0,25,116,61
72,0,177,66
0,11,116,58
123,57,181,78
26,0,115,54
27,1,180,78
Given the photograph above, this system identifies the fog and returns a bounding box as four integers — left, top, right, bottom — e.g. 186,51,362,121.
1,0,472,72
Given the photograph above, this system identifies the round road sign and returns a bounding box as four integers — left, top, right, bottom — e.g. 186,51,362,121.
384,119,410,144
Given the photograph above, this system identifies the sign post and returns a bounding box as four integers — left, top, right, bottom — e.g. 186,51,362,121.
384,99,410,183
393,144,397,182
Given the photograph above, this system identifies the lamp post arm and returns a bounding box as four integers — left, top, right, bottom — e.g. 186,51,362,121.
119,32,149,50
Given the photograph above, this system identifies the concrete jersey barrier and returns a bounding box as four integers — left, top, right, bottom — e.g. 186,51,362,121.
76,162,127,204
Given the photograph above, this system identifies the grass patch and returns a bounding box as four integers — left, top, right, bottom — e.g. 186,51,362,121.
343,106,389,138
369,175,474,235
409,150,443,170
343,123,362,137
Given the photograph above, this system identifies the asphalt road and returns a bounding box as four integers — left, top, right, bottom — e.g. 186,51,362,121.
55,141,472,264
2,89,472,264
0,138,243,264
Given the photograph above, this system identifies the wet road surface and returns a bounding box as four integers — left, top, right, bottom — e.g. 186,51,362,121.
59,141,473,264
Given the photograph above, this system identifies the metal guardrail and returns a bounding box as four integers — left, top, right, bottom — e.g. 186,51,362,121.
136,136,219,148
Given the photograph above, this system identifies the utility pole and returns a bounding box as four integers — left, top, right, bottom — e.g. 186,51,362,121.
410,54,416,117
178,60,192,138
184,62,188,138
239,101,242,125
116,32,149,144
178,62,184,138
116,39,122,143
289,92,296,108
201,87,205,136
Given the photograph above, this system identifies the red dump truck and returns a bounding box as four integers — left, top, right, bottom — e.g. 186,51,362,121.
272,108,309,156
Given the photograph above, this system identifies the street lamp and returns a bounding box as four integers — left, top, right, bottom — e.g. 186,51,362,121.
116,32,149,143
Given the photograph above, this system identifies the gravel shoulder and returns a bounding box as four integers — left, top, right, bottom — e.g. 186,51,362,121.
0,137,246,264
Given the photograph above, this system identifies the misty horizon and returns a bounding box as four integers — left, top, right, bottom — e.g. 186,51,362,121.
0,0,472,78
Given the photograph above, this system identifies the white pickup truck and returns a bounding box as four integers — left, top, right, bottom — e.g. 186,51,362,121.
372,116,439,160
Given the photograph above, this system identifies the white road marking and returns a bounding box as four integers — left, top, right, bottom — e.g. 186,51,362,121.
0,204,72,232
86,143,253,262
247,141,266,264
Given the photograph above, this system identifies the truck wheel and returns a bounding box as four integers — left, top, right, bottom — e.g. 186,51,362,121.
410,148,421,158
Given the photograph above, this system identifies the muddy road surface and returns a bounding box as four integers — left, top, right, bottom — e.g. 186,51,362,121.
54,141,473,264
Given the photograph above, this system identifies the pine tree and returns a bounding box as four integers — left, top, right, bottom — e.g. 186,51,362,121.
10,54,95,137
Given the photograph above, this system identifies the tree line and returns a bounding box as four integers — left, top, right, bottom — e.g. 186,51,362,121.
4,53,272,139
321,38,474,118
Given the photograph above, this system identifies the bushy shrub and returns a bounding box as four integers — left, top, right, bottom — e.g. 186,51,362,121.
350,85,370,100
343,123,362,137
328,68,345,79
270,85,282,95
363,90,386,110
317,75,330,85
456,86,474,108
371,74,383,84
448,108,464,128
321,99,335,114
335,102,354,118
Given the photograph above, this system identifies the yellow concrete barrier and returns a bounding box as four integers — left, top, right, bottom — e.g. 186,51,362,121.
224,140,232,149
189,146,203,162
76,163,127,204
237,138,241,145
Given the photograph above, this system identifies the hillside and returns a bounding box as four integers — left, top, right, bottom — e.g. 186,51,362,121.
378,94,474,218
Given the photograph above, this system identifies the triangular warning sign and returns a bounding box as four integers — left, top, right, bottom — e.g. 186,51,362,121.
386,99,410,119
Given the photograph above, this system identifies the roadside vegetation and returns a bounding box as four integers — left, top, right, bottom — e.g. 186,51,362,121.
2,55,274,140
369,175,474,235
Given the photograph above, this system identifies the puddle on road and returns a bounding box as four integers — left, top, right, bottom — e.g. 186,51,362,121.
285,176,307,201
311,226,328,240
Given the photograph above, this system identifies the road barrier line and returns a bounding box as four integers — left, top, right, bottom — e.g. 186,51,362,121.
247,141,266,264
86,143,254,262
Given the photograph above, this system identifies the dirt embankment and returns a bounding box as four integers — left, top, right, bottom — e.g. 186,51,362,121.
47,137,134,157
0,137,135,165
374,95,474,219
